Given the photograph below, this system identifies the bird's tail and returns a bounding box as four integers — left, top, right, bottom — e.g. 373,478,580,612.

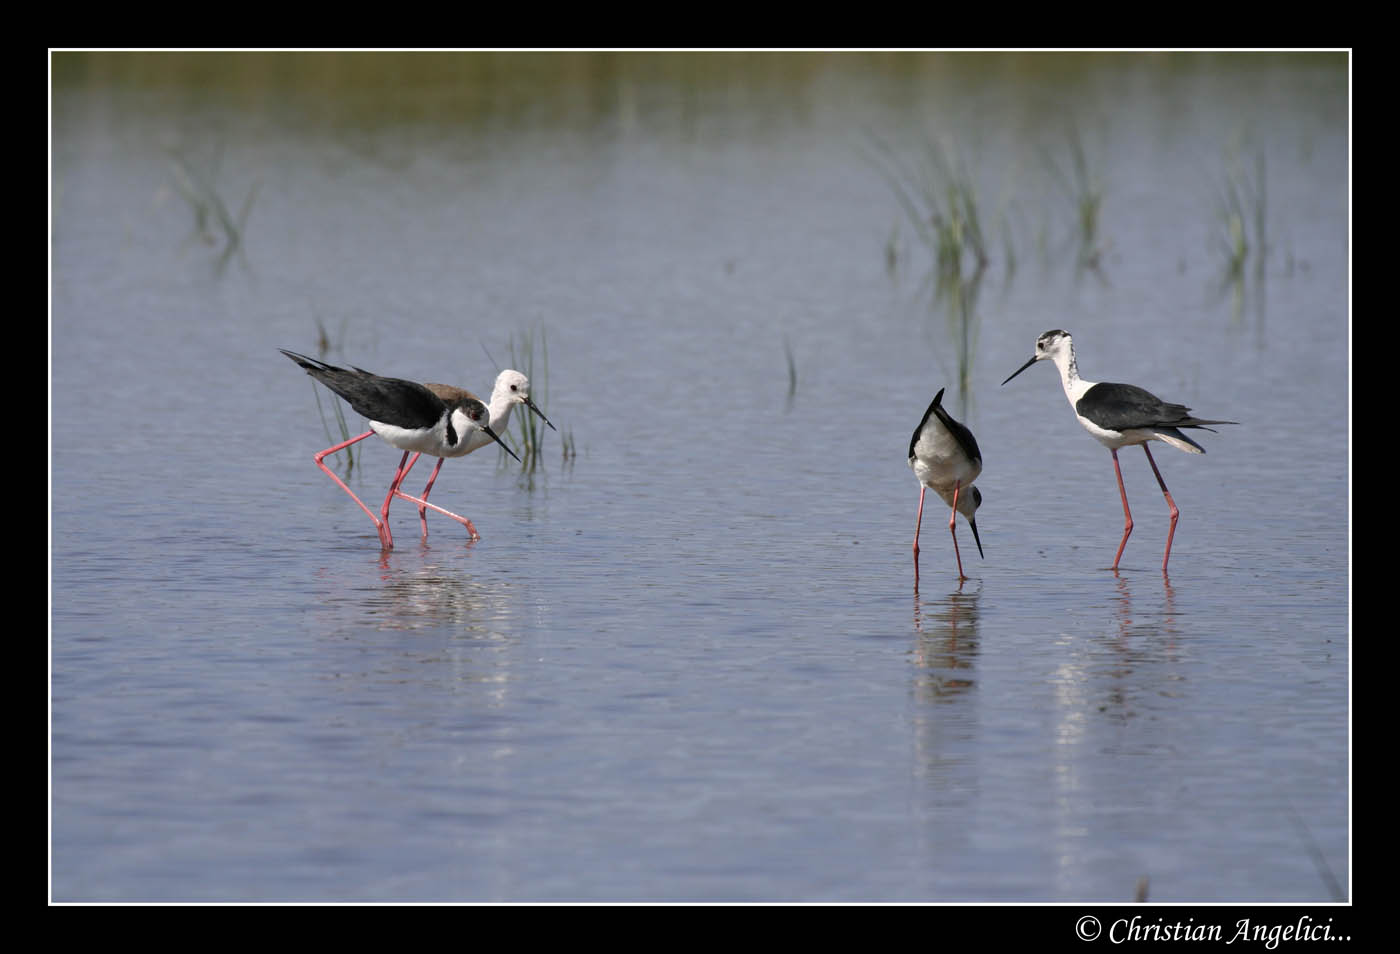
1178,416,1239,431
1154,428,1207,454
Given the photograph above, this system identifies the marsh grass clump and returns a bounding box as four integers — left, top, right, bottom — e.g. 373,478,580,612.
1212,149,1268,310
866,133,994,413
1041,125,1106,276
167,143,259,275
867,133,990,294
491,328,570,476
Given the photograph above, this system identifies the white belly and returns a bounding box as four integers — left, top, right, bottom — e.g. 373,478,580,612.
910,435,981,506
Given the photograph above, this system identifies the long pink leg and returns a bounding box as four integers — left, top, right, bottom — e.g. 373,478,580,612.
378,450,418,529
367,452,477,541
415,457,447,539
312,430,394,549
913,486,926,585
392,485,480,540
1111,448,1133,571
947,481,967,581
379,452,423,528
1142,445,1180,575
376,453,445,540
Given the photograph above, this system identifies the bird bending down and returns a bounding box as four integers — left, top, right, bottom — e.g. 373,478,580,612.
281,350,525,549
909,387,984,584
1001,329,1237,574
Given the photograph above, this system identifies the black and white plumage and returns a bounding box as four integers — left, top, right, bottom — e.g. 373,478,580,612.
281,350,519,549
908,387,983,584
281,350,518,459
1001,329,1237,573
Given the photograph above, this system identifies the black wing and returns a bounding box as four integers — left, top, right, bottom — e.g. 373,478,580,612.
281,350,446,429
1077,381,1235,432
910,387,982,464
930,390,982,465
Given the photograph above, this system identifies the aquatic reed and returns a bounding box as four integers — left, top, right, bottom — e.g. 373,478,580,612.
167,144,259,274
783,335,798,409
1041,125,1104,275
1213,149,1268,291
865,132,991,413
491,328,570,473
866,133,989,291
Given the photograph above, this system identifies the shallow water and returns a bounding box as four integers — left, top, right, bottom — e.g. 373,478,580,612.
51,51,1349,902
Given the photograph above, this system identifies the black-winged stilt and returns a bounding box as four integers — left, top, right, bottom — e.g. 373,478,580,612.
1001,329,1236,574
909,387,983,584
281,350,524,549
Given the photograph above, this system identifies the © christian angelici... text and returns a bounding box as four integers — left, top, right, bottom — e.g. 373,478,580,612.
1108,915,1343,948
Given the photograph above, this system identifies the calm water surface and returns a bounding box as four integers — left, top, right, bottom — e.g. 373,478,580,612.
51,52,1349,903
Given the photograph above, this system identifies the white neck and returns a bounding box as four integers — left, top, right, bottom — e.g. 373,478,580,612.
487,376,518,431
1051,341,1093,405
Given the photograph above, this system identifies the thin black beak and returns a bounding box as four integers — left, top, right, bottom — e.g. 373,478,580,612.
524,396,556,431
969,519,984,559
484,424,521,462
1002,355,1038,386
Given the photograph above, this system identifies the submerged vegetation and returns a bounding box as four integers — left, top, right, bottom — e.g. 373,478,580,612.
865,133,998,414
167,143,259,276
1041,125,1106,277
1212,148,1269,320
783,335,798,411
866,133,990,295
870,122,1281,412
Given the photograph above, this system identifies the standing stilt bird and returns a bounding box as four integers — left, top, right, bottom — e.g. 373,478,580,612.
909,387,984,584
1001,330,1237,574
281,350,524,549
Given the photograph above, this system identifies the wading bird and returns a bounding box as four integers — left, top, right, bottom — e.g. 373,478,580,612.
1001,330,1236,574
909,387,984,584
281,350,534,549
